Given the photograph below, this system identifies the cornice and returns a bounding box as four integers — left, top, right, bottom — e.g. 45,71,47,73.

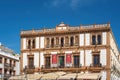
21,26,110,38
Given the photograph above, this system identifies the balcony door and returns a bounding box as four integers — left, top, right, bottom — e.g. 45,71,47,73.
45,57,50,68
74,56,79,67
93,54,100,66
28,57,34,68
59,56,64,68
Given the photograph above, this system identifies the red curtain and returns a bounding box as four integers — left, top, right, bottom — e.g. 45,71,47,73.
52,54,57,64
66,54,71,64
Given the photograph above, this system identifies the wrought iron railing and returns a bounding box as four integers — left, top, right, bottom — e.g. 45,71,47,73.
90,63,102,67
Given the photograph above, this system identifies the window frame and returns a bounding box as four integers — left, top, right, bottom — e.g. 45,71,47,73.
91,33,102,45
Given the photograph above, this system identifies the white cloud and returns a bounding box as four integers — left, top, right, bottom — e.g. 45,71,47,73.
44,0,68,7
44,0,106,9
70,0,97,9
70,0,80,8
51,0,60,7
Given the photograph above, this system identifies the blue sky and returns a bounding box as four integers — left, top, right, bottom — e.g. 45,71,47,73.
0,0,120,53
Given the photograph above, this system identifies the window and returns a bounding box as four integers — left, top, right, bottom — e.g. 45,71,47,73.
0,57,2,63
32,39,35,48
92,34,102,45
28,40,31,49
75,36,79,45
27,39,36,49
92,35,96,45
13,71,15,76
70,37,74,46
46,38,50,48
10,70,12,75
10,60,12,67
51,38,54,47
13,61,16,66
61,37,64,47
4,69,7,74
93,55,100,66
97,35,101,45
0,69,2,74
5,58,7,63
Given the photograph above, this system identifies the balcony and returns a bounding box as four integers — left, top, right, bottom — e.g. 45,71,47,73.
88,63,104,72
10,64,14,70
46,45,51,48
4,63,10,69
4,74,11,79
24,66,35,74
45,43,79,49
4,63,14,70
41,65,87,73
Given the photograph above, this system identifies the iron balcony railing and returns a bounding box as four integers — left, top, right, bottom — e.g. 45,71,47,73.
89,63,102,67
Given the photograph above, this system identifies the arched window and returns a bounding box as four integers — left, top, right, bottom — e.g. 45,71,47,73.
32,39,35,48
70,37,74,46
61,37,64,47
51,38,54,47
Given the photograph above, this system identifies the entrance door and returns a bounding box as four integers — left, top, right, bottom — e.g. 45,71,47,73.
45,57,50,68
59,56,64,68
74,56,79,67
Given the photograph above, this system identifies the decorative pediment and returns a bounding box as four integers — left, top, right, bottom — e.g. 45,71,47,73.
92,49,100,55
27,54,34,57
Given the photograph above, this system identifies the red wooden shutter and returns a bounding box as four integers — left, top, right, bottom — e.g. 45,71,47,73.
52,54,57,64
66,54,71,64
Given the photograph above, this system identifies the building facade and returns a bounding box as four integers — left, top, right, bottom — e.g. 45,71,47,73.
20,22,120,80
0,43,20,80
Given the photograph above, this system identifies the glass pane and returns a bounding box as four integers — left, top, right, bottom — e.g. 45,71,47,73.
74,56,79,67
92,35,96,45
93,55,100,66
98,35,101,44
61,38,64,47
59,56,64,68
70,37,74,46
